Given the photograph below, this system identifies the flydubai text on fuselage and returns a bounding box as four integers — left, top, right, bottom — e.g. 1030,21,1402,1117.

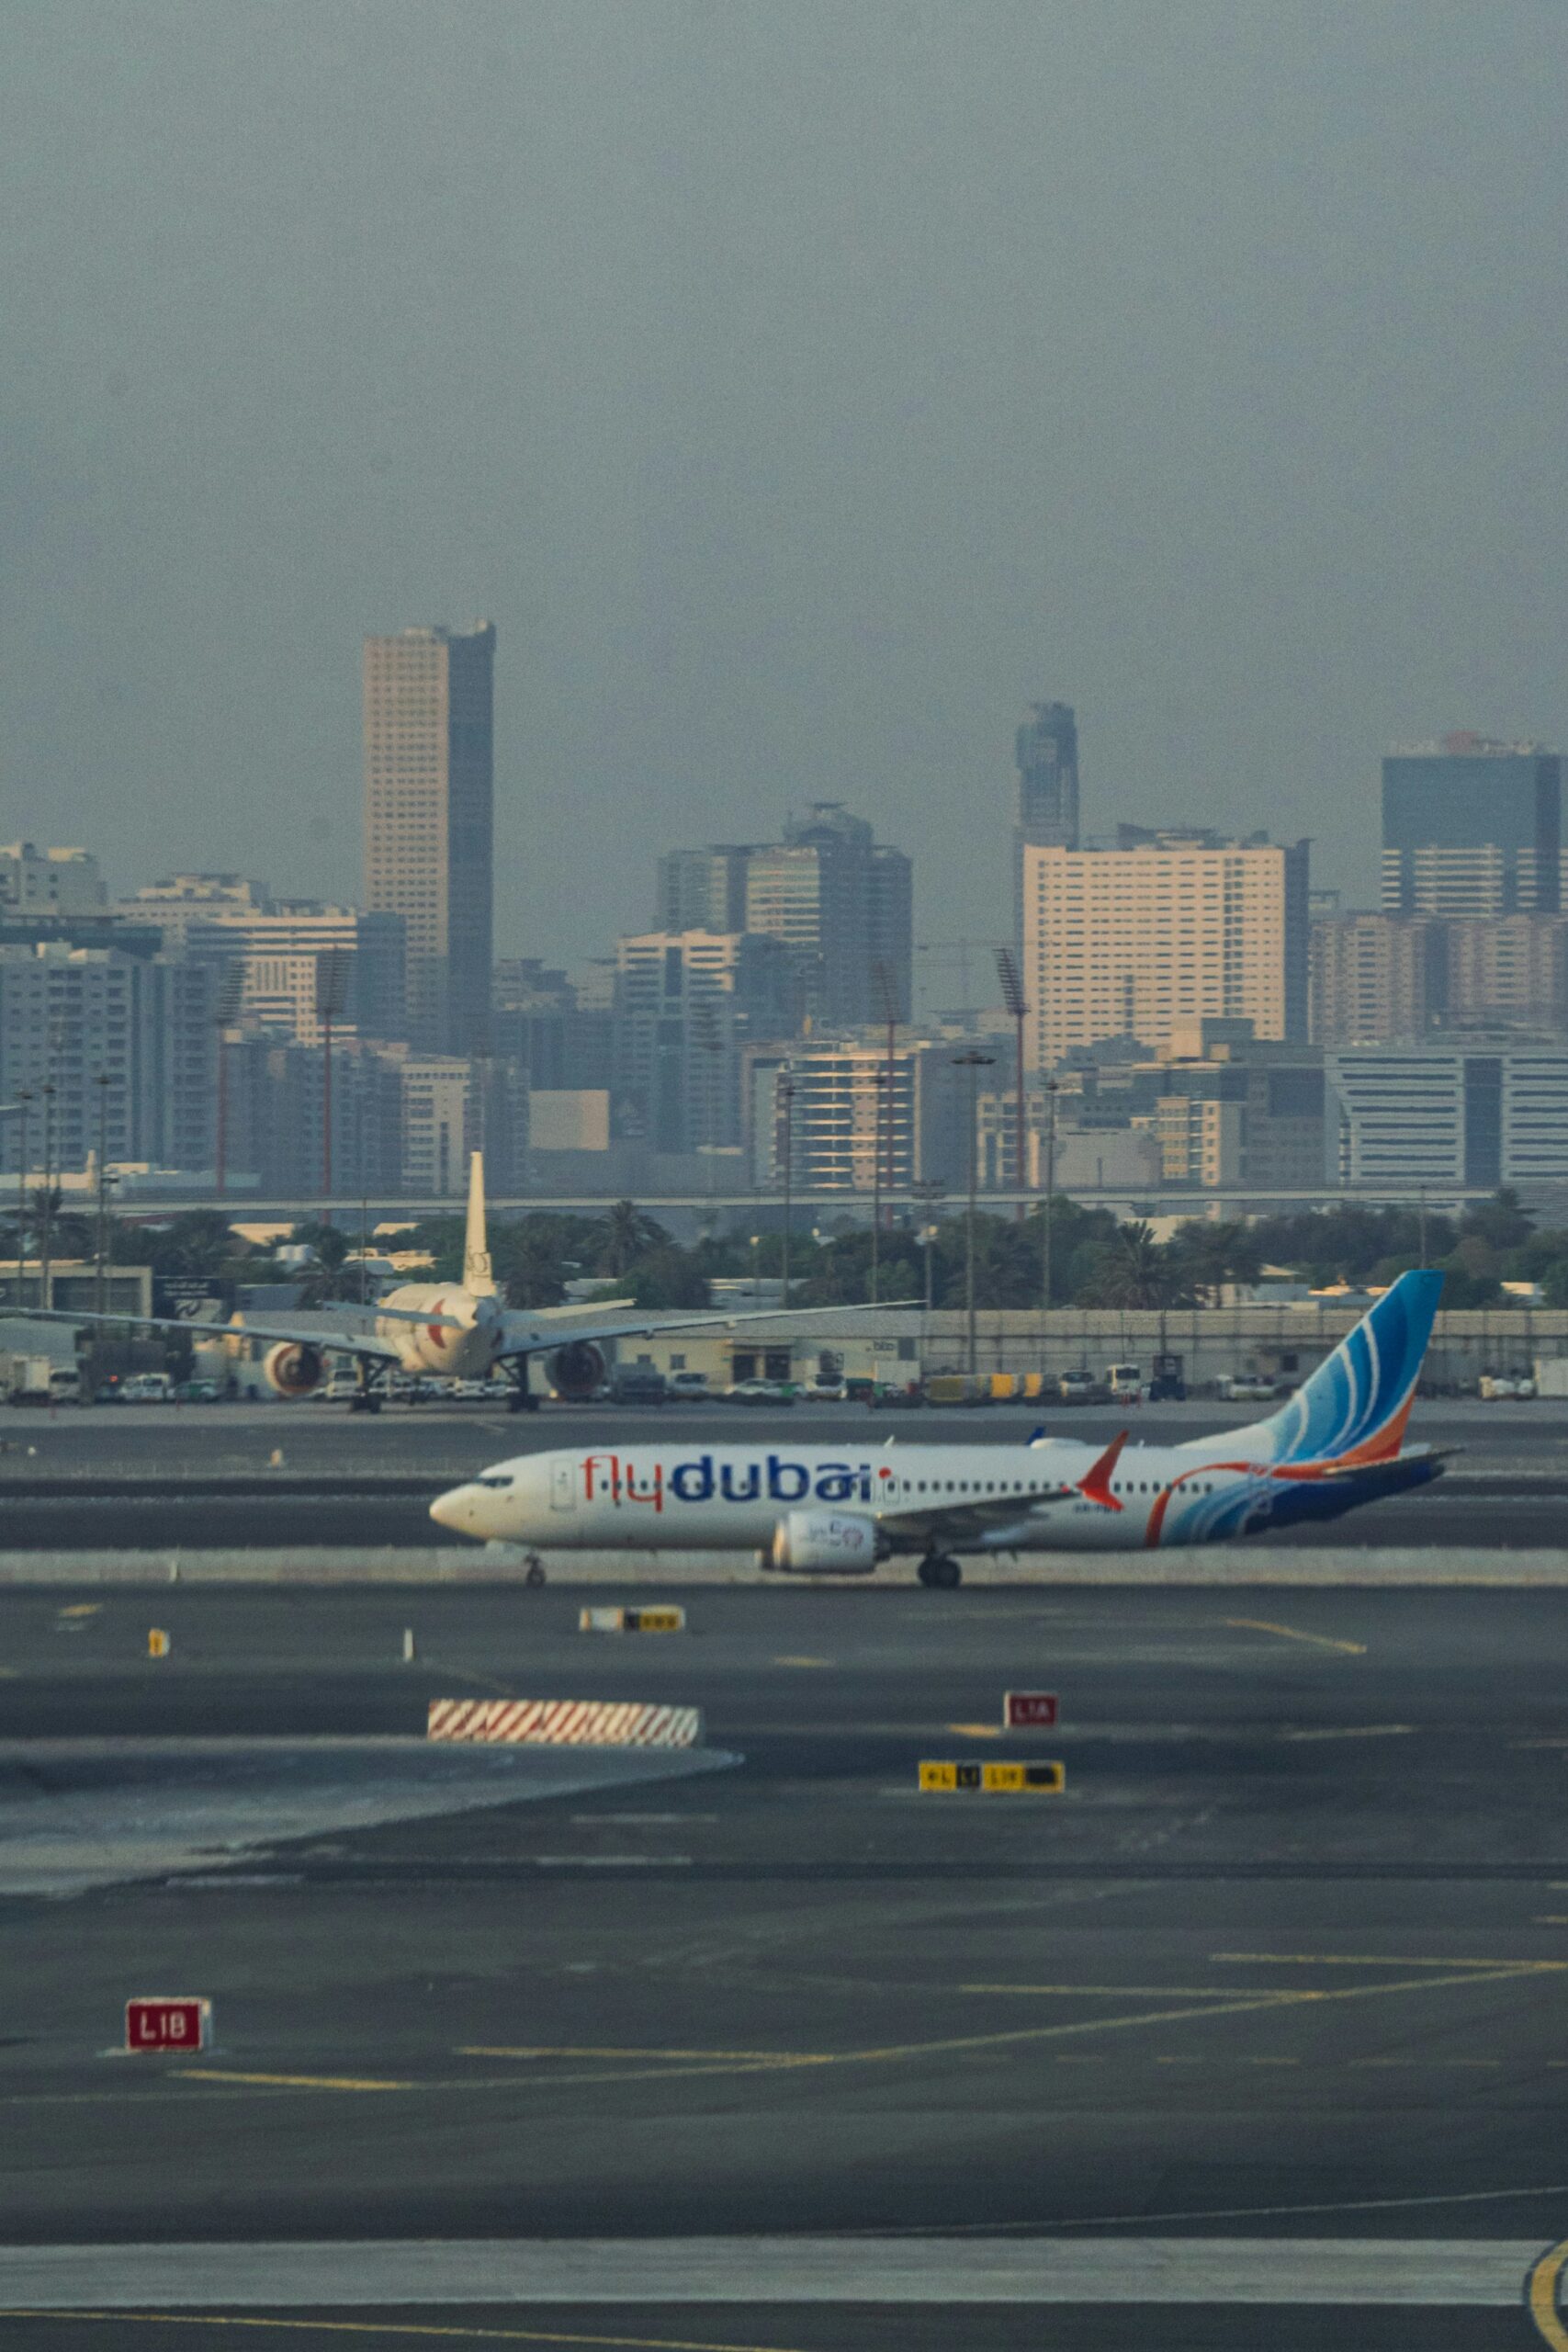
431,1271,1450,1582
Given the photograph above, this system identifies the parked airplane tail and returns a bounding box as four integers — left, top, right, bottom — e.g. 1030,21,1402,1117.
1221,1267,1444,1470
462,1152,497,1298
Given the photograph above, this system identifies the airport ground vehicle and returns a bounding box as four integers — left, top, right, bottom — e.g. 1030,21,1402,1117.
1056,1368,1107,1405
1107,1363,1143,1404
173,1378,222,1404
605,1365,669,1406
4,1357,80,1406
668,1371,710,1397
727,1377,795,1405
118,1372,174,1404
1147,1353,1187,1401
434,1272,1450,1588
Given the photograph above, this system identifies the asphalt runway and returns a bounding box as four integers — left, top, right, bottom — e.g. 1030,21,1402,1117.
2,1393,1568,1482
1,1584,1567,2346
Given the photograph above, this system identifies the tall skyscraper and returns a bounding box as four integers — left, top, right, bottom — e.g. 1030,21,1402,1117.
1014,702,1078,952
1023,829,1309,1069
1381,735,1561,917
364,623,495,1056
656,845,754,934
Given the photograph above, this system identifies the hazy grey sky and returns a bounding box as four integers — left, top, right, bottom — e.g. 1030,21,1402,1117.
4,1,1565,968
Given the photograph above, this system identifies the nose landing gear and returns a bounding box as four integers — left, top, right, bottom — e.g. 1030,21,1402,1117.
917,1554,963,1590
522,1554,547,1589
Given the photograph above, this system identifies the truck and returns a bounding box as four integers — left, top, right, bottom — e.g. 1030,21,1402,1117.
5,1357,80,1406
1533,1359,1568,1399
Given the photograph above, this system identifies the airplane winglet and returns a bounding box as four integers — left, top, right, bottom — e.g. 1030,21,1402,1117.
1077,1428,1129,1511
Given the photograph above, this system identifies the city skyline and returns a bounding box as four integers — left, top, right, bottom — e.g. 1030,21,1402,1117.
6,6,1565,967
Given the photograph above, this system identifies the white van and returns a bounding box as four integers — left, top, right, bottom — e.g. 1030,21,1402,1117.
120,1372,174,1404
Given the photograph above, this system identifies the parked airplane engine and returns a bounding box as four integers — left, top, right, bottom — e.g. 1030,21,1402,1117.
547,1340,607,1401
763,1510,880,1574
262,1340,327,1399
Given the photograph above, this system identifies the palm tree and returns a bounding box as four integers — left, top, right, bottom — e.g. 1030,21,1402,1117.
1171,1220,1261,1306
594,1199,668,1277
1082,1221,1186,1310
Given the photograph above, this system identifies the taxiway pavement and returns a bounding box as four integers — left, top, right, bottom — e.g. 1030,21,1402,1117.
0,1583,1566,2346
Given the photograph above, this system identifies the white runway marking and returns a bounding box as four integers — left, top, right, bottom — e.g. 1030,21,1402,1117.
0,2234,1549,2308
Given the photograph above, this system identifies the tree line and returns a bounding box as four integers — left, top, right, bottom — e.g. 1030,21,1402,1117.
6,1187,1559,1315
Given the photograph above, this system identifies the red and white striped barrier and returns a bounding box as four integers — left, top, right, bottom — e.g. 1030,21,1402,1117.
426,1698,703,1749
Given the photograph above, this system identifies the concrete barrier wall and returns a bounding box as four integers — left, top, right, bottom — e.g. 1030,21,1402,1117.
3,1545,1568,1586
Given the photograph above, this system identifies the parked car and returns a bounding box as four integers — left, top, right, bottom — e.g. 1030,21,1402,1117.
668,1371,711,1398
1215,1373,1282,1402
726,1377,795,1406
804,1374,847,1402
173,1378,222,1404
1479,1373,1536,1400
606,1366,669,1405
119,1372,175,1404
1056,1368,1107,1406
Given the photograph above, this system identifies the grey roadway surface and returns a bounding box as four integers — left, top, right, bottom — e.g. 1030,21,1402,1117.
1,1584,1567,2346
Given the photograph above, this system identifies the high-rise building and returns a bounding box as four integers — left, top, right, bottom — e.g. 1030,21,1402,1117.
1326,1044,1568,1192
1013,702,1079,951
0,844,107,916
1309,912,1443,1044
1022,829,1309,1069
0,940,219,1176
1444,915,1568,1032
363,622,495,1057
1381,735,1561,917
613,931,795,1153
656,846,754,935
868,844,914,1022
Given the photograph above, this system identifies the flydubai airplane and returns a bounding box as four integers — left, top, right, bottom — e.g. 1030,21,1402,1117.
431,1269,1448,1585
38,1153,892,1413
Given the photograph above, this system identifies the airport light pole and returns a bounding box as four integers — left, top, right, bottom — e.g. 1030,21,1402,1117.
868,1067,888,1307
778,1074,795,1305
953,1050,995,1379
38,1080,56,1311
910,1178,945,1362
1041,1075,1059,1327
995,949,1029,1220
1,1095,30,1311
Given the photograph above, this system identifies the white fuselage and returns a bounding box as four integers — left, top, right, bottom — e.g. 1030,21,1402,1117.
430,1432,1302,1555
373,1285,504,1378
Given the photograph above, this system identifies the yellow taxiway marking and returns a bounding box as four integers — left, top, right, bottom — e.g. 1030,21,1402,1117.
772,1656,832,1668
1515,1740,1568,1749
0,2317,806,2352
1213,1951,1568,1973
177,2069,412,2091
56,1603,100,1618
459,2045,829,2066
947,1722,1003,1738
1279,1724,1412,1741
1224,1616,1367,1655
962,1982,1301,2001
1529,2236,1568,2351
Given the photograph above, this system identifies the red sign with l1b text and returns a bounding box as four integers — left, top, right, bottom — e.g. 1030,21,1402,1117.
125,1997,209,2053
1004,1690,1059,1728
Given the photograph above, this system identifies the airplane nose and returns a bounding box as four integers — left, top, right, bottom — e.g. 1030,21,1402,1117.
429,1484,475,1532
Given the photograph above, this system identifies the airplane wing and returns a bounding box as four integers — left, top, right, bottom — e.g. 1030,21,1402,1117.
872,1481,1078,1549
16,1306,405,1362
494,1298,919,1361
871,1430,1131,1548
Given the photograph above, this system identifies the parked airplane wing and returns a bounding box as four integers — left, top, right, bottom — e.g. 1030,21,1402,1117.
17,1306,405,1360
495,1297,919,1360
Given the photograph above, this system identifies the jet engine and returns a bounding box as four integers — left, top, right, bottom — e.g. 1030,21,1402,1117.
763,1510,880,1574
262,1340,327,1399
546,1340,607,1402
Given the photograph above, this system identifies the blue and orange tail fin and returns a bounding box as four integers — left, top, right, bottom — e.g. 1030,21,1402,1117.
1239,1269,1443,1468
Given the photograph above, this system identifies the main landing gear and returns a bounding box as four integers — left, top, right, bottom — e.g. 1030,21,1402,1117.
917,1554,963,1590
349,1365,385,1414
507,1360,540,1414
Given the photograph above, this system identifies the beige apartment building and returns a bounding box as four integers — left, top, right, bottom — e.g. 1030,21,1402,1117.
1308,911,1442,1044
363,623,495,1058
1022,828,1309,1069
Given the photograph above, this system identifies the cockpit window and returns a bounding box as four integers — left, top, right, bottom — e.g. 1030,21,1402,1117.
476,1473,514,1489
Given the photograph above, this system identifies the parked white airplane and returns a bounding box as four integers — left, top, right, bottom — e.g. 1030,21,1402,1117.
431,1271,1448,1583
38,1153,890,1412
